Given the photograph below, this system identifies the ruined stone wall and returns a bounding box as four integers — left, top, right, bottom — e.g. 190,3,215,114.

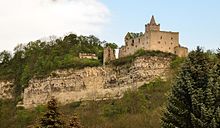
174,46,188,57
119,35,147,58
22,56,171,108
119,30,180,58
0,80,14,99
149,31,179,54
103,47,116,64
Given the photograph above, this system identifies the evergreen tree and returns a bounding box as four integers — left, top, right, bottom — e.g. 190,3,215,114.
68,114,83,128
162,47,220,128
39,98,65,128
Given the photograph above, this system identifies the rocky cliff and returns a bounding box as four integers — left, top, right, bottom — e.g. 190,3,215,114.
0,56,172,108
21,56,171,108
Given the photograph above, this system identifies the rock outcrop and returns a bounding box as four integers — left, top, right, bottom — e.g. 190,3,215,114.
0,80,14,99
22,56,171,108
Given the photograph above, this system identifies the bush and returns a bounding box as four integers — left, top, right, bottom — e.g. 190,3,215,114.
170,57,185,69
121,90,147,114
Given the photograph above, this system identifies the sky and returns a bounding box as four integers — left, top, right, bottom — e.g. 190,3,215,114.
0,0,220,52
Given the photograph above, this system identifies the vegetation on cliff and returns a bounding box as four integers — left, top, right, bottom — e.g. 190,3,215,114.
0,34,107,99
1,35,220,128
1,47,219,127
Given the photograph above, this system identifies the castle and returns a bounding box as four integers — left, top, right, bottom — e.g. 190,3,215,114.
118,16,188,58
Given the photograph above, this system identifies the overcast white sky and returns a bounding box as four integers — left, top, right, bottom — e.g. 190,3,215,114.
0,0,110,52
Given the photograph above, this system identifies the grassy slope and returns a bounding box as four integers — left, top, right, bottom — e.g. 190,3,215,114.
75,78,172,128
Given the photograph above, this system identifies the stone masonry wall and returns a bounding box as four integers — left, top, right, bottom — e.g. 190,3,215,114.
0,80,14,99
22,56,171,108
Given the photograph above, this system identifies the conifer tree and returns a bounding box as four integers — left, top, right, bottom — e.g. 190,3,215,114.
68,114,83,128
162,47,220,128
39,98,65,128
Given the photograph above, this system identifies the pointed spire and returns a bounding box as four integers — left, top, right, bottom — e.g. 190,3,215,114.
150,15,156,25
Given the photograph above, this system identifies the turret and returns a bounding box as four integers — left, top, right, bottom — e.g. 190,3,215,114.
145,15,160,32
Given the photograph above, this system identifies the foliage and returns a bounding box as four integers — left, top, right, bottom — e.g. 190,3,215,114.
68,114,83,128
39,98,65,128
2,46,220,127
104,42,118,49
0,50,12,64
36,99,83,128
0,34,106,98
79,78,170,128
170,57,185,69
102,89,147,118
217,48,220,59
162,47,220,128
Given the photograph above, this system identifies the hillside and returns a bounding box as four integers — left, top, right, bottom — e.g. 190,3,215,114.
0,34,185,128
0,34,184,127
0,34,104,100
0,78,173,128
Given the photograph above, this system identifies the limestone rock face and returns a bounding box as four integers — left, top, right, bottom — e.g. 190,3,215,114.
22,56,171,108
0,80,13,99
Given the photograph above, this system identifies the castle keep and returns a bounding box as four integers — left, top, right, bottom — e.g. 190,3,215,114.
119,16,188,58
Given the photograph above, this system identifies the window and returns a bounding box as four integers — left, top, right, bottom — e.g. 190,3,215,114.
171,42,173,45
160,36,163,39
169,47,171,50
139,39,141,43
171,37,173,40
158,41,161,44
131,40,134,46
165,42,166,44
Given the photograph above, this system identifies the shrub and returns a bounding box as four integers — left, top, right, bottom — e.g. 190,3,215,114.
170,57,185,69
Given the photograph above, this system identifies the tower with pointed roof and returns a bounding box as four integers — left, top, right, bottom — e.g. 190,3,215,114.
145,15,160,32
119,16,188,58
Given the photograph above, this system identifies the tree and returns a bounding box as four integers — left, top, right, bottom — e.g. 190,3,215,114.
216,48,220,59
68,114,83,128
162,47,220,128
0,50,12,64
39,98,65,128
105,42,118,49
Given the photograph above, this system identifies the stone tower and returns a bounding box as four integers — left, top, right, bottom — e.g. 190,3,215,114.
145,15,160,32
103,46,116,65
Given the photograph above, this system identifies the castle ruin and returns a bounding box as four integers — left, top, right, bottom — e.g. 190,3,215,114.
103,46,116,64
119,16,188,58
